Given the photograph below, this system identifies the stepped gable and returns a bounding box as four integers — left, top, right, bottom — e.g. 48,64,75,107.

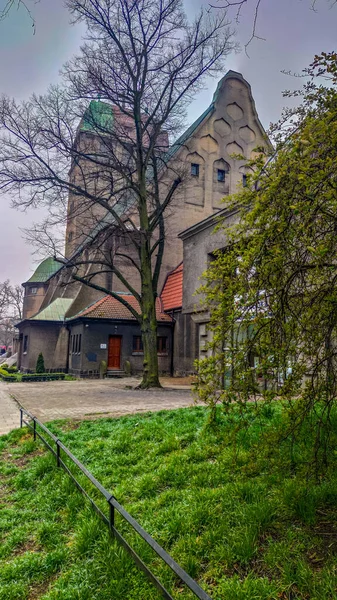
160,263,183,312
68,294,172,323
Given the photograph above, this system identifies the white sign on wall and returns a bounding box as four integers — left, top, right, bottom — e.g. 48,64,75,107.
100,344,107,349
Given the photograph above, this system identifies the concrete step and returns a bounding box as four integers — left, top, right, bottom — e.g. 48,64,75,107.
107,370,125,378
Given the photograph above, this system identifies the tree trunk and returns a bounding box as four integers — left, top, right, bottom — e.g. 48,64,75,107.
140,301,161,388
139,224,161,388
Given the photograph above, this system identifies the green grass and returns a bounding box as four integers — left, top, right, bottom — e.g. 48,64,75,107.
1,406,337,599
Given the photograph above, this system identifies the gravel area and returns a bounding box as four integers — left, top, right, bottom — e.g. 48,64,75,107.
5,378,195,423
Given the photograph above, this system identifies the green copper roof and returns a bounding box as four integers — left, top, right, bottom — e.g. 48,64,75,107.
31,298,74,322
25,258,63,284
81,101,114,133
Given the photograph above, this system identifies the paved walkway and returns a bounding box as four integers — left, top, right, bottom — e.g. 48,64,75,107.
0,383,20,435
5,379,195,424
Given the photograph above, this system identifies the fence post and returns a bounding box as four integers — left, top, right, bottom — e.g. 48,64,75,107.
19,408,22,428
33,418,36,441
56,440,60,467
109,499,115,533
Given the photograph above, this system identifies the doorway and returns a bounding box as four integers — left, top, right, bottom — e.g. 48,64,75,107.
108,336,122,370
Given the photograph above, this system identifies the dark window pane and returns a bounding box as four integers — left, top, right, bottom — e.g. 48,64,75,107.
217,169,226,182
242,174,248,187
191,163,199,177
133,336,143,352
23,335,28,352
78,334,82,354
157,336,168,353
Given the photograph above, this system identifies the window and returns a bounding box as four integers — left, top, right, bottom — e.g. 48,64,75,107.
69,335,72,354
68,231,73,243
30,287,38,295
217,169,226,182
133,336,143,353
23,335,28,353
157,336,168,354
72,334,76,353
78,334,82,354
69,201,75,214
191,163,199,177
242,174,248,187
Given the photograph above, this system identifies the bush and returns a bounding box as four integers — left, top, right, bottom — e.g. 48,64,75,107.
36,353,45,374
21,373,65,382
2,366,18,373
0,368,17,381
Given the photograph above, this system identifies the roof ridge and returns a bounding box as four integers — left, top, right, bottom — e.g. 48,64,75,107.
68,294,108,320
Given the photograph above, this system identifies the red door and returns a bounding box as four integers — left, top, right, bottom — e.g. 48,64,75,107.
108,336,122,370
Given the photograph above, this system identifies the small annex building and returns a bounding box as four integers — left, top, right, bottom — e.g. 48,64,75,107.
66,295,172,377
18,288,173,377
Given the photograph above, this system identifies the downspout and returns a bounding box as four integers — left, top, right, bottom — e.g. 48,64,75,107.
170,311,176,377
65,324,71,373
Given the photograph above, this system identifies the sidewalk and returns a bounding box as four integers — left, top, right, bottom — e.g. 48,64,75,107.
0,383,20,435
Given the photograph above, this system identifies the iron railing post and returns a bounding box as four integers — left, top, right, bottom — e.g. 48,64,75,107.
17,406,213,600
109,499,115,532
56,440,60,467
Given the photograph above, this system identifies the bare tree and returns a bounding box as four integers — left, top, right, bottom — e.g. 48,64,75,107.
215,0,337,54
8,284,24,321
0,280,24,321
0,0,37,31
0,0,235,387
0,280,23,349
0,281,11,323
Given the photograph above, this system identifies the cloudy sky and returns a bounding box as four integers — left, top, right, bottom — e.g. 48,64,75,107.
0,0,336,284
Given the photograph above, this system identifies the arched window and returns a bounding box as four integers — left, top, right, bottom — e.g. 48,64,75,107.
239,166,254,188
212,159,230,209
185,152,205,206
213,158,230,184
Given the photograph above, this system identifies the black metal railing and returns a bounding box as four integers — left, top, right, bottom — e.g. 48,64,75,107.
19,407,212,600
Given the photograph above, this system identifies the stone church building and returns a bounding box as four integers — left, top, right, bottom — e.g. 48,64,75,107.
17,71,269,376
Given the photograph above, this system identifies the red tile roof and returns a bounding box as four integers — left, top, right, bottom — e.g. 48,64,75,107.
161,263,183,312
71,294,172,323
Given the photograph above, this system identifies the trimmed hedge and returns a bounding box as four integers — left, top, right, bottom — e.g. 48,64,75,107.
21,373,66,382
1,365,18,373
0,368,17,381
0,369,66,382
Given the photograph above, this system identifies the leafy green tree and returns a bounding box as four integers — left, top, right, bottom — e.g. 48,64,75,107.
36,352,45,374
195,52,337,472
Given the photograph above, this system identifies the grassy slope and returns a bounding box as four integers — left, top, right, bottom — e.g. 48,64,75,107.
1,406,337,600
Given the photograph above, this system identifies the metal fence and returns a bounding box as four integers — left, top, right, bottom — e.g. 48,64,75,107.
19,407,212,600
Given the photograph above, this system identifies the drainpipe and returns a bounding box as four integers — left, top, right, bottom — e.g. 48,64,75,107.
65,324,71,373
170,311,176,377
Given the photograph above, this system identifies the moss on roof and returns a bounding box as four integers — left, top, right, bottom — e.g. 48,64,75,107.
81,100,114,134
25,258,63,284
